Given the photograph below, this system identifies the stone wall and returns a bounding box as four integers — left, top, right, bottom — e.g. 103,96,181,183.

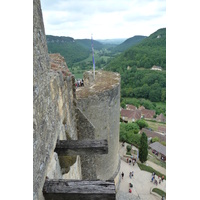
76,71,121,181
33,1,81,199
34,1,121,199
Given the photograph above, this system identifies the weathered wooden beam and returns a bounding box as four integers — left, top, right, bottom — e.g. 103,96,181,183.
43,179,116,200
55,139,108,156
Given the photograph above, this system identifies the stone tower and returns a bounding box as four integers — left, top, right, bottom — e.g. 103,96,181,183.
76,70,121,184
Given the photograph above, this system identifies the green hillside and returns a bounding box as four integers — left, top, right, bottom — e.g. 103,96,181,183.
76,39,104,50
46,35,118,67
113,35,147,52
46,35,90,66
105,28,166,102
106,28,166,71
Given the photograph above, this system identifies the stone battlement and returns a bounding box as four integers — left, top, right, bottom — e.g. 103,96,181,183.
76,70,120,98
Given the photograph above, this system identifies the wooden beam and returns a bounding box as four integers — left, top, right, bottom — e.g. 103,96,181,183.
43,179,116,200
55,139,108,156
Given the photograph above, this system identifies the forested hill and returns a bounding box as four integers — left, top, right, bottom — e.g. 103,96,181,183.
104,28,166,102
46,35,104,66
106,28,166,72
113,35,147,53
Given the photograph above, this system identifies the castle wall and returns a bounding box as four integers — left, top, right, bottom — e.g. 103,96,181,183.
33,1,81,199
76,71,121,181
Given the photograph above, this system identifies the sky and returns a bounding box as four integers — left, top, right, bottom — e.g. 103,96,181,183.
41,0,166,40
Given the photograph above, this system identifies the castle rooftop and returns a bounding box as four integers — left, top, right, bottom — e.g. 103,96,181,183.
76,70,120,99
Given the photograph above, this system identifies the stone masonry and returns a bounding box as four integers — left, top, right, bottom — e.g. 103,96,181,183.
33,0,121,199
76,71,121,184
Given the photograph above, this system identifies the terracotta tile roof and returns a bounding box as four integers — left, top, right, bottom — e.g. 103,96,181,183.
138,106,145,110
121,109,141,121
158,126,166,133
141,128,166,142
126,104,137,110
156,113,166,123
141,109,155,119
149,142,166,156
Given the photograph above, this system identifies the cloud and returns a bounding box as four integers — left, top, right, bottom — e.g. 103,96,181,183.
41,0,166,39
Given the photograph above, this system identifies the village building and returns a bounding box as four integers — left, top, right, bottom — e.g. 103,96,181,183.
151,65,162,71
158,126,166,134
120,109,141,123
126,104,137,111
141,128,166,143
156,113,166,123
138,106,145,111
149,142,166,161
141,109,155,119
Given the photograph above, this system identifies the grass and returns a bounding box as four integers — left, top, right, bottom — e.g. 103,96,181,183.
152,188,166,197
137,162,166,180
145,120,166,132
148,151,166,169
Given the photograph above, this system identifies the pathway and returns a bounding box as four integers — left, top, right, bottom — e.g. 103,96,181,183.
117,142,166,200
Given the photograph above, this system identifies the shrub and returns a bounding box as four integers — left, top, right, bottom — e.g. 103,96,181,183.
126,145,132,152
152,188,166,197
151,137,160,143
136,119,148,129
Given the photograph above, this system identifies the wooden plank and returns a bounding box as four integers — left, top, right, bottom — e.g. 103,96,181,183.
55,139,108,156
43,179,116,200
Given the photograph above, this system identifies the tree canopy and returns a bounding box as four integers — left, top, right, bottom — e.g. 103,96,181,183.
139,132,148,163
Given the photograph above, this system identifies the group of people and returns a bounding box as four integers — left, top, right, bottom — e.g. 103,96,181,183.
75,79,84,88
127,157,136,166
151,172,164,185
121,171,134,193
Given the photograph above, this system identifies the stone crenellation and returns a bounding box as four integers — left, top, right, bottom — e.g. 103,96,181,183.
33,1,121,199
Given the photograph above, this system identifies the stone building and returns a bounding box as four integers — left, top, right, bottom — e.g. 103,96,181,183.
33,0,120,199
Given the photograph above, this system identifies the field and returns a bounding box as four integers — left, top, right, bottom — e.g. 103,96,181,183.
145,120,166,132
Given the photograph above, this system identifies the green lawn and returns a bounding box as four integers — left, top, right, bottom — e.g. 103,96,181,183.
148,151,166,169
137,162,166,180
145,120,166,132
152,188,166,197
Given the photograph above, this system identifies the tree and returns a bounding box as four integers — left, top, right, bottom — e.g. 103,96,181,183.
126,145,132,152
139,132,148,163
120,102,126,109
136,119,148,129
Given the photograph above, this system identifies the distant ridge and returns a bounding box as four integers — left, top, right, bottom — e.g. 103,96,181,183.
106,28,166,71
46,35,105,66
113,35,147,52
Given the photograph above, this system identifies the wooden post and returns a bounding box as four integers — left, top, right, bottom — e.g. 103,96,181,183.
55,139,108,156
43,179,116,200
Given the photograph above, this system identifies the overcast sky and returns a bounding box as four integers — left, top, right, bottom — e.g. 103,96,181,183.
41,0,166,40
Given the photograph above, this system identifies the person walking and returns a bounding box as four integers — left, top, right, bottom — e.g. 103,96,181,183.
129,172,132,179
121,172,124,179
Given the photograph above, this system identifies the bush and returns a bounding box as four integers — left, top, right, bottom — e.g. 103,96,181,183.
152,188,166,197
126,151,131,155
126,145,132,152
136,119,148,129
119,123,142,147
151,137,160,143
